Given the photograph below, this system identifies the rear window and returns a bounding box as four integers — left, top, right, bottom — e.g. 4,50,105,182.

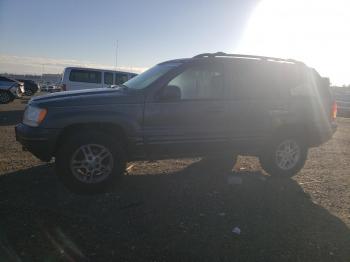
115,73,128,85
69,69,102,84
227,60,299,99
104,72,113,85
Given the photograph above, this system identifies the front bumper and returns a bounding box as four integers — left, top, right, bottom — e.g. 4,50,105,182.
15,123,61,161
9,86,18,97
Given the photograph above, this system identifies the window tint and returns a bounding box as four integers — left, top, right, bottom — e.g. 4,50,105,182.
104,72,113,85
168,65,225,100
227,61,298,99
69,70,101,84
115,73,128,85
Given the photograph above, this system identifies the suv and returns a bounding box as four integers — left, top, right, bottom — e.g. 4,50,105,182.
15,53,337,193
0,76,25,104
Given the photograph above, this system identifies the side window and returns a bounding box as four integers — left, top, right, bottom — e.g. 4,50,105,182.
115,73,128,85
227,61,293,100
104,72,113,85
69,70,101,84
167,65,225,100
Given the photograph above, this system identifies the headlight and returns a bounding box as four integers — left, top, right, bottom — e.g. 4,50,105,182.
23,106,47,127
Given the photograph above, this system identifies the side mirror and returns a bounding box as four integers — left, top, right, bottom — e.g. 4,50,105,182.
161,85,181,101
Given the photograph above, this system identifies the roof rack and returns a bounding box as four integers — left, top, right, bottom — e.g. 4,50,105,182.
193,52,301,64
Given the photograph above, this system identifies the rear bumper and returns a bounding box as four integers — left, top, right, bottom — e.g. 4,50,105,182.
308,121,337,147
15,123,60,161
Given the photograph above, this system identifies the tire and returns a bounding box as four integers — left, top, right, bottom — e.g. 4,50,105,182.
0,91,13,104
259,135,308,177
203,153,238,171
55,131,127,194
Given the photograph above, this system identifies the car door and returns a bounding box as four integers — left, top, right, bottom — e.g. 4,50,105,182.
225,60,291,148
143,62,232,158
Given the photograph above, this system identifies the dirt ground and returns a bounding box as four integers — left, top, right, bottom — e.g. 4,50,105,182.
0,97,349,262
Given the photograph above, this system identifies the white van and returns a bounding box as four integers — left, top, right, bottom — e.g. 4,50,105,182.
60,67,137,91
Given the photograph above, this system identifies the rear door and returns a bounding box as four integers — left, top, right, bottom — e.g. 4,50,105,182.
68,69,102,90
225,60,292,147
143,61,232,157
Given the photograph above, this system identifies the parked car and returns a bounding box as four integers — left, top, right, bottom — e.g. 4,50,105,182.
16,79,39,96
60,67,137,91
39,82,51,92
335,90,350,117
0,76,25,104
15,52,337,193
50,85,62,93
40,82,61,93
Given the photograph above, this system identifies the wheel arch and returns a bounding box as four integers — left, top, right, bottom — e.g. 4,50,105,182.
54,122,129,156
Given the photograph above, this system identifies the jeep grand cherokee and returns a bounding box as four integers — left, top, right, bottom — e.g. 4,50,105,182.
15,52,337,193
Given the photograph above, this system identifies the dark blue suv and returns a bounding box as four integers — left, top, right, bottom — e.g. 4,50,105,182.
15,53,337,193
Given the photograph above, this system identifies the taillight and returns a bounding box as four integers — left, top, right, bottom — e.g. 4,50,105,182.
61,84,66,91
331,101,337,120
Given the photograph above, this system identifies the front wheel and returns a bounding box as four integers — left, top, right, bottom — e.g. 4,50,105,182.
259,136,308,177
55,132,127,194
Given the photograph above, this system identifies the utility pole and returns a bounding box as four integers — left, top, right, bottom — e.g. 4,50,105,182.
115,40,119,71
41,64,44,83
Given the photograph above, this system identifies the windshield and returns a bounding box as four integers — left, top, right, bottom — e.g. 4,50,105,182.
123,63,180,90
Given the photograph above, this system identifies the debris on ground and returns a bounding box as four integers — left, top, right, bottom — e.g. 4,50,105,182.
232,227,241,235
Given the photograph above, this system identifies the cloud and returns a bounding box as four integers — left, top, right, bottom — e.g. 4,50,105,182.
0,54,148,75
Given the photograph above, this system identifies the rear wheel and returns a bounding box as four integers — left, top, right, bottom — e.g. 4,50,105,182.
259,136,308,177
55,131,127,194
0,91,13,104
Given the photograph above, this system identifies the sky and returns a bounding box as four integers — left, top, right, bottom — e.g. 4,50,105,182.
0,0,349,85
0,0,257,74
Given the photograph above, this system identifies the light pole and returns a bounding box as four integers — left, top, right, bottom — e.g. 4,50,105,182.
41,64,44,83
115,40,119,71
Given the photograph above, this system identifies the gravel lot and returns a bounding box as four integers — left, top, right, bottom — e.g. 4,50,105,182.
1,97,349,261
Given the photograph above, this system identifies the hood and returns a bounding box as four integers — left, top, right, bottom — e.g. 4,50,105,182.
31,88,142,108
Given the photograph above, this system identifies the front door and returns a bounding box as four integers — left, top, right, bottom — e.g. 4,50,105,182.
143,62,231,158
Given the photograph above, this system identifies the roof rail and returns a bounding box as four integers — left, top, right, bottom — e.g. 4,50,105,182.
193,52,301,64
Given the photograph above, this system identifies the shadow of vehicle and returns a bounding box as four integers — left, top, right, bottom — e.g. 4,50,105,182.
0,160,349,261
0,110,24,126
